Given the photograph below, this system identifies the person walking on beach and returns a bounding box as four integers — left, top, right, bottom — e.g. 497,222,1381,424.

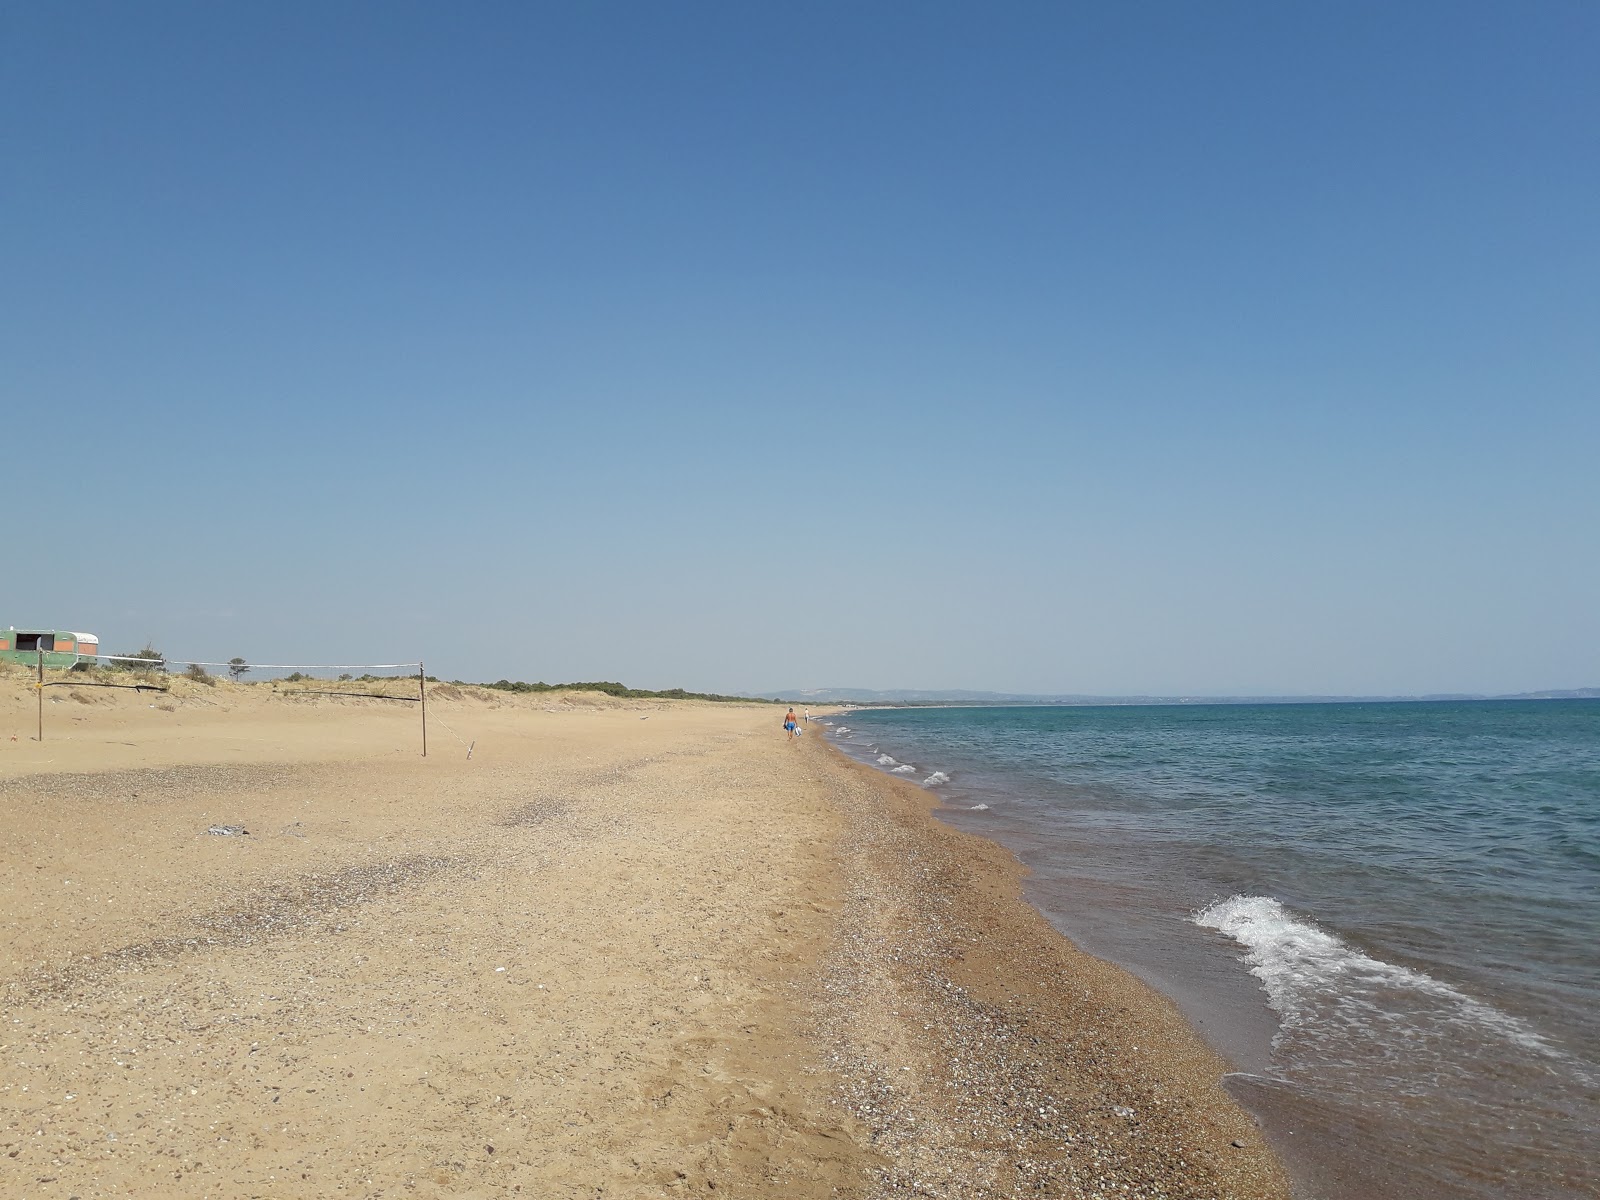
783,708,799,739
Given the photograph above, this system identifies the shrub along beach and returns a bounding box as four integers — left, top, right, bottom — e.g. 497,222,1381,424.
1,674,1285,1197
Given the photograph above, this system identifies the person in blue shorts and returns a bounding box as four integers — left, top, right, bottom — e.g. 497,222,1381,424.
783,708,798,738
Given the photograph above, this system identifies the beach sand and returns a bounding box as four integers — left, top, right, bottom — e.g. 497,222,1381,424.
2,673,1288,1198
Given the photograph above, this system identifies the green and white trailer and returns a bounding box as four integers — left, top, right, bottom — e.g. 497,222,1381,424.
0,629,100,669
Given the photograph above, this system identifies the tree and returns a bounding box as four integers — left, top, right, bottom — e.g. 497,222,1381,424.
115,645,166,673
227,657,250,681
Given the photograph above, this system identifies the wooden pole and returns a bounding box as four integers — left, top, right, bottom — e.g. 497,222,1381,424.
37,649,44,742
419,661,427,757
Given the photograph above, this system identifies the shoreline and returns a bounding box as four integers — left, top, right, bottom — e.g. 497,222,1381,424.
822,704,1600,1200
820,720,1311,1196
2,681,1287,1196
804,734,1288,1198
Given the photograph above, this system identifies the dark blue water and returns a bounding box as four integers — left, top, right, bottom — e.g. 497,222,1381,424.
824,701,1600,1200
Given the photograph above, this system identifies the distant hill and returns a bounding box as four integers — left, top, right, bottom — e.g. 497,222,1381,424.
1497,687,1600,700
747,686,1600,706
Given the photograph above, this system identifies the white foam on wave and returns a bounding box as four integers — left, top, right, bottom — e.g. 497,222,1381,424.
968,803,989,811
891,764,917,774
923,771,950,786
876,754,898,766
1195,895,1555,1057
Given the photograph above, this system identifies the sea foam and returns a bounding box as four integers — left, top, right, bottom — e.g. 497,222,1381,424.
923,771,950,786
876,754,898,766
1195,895,1554,1057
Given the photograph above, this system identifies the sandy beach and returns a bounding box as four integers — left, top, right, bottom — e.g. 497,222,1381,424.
2,672,1287,1198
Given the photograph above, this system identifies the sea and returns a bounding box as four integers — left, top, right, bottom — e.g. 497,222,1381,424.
820,700,1599,1200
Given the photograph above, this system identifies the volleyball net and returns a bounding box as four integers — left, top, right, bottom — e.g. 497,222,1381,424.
94,654,424,687
5,650,436,754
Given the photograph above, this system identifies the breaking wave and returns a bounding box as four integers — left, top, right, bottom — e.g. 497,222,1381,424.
1194,895,1555,1058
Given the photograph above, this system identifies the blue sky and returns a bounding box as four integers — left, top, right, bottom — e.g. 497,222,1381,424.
4,2,1596,695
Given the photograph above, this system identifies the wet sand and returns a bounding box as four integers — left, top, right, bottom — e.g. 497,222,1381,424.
1,674,1288,1197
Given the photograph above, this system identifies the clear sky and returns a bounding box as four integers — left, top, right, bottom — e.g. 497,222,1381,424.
4,2,1596,696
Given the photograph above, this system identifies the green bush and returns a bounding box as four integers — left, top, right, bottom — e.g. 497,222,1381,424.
114,646,166,673
480,678,752,703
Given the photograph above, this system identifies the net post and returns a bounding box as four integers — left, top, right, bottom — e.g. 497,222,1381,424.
419,662,427,757
37,649,44,742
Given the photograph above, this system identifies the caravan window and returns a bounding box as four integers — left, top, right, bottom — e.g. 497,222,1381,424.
15,633,55,652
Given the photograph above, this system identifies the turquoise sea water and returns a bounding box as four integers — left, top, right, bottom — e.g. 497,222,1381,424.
824,701,1600,1200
